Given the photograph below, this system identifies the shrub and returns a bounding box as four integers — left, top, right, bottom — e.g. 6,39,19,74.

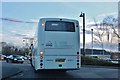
81,56,119,67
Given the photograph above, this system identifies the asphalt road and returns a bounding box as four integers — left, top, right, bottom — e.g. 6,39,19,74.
1,60,119,80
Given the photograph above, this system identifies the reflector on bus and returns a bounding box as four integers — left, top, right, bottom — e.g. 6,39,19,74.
76,21,79,27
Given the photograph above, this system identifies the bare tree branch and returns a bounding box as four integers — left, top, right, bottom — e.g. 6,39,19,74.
103,16,119,39
92,18,105,49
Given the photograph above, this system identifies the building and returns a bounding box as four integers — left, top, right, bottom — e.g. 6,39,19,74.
81,48,120,60
111,52,120,60
81,49,111,59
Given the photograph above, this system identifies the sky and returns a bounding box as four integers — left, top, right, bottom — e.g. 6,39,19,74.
1,2,119,51
1,0,120,2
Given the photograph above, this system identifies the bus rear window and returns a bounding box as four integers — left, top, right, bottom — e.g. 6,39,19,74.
45,21,75,32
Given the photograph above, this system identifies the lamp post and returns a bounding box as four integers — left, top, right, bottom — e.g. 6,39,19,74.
118,43,120,51
22,39,26,47
91,29,93,57
79,12,85,56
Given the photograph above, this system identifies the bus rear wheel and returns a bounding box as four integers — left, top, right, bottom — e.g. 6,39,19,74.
30,60,33,67
60,70,67,73
53,70,67,73
34,69,39,73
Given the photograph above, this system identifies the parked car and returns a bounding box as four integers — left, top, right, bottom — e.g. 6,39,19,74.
0,54,6,60
111,60,119,64
102,58,112,62
6,55,24,64
102,58,119,64
20,56,27,60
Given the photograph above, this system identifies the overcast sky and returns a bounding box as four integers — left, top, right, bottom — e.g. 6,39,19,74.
1,2,119,51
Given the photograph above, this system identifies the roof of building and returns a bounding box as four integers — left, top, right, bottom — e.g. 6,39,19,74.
81,49,110,55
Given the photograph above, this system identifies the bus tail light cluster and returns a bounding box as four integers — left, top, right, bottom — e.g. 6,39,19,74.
40,51,44,68
40,51,44,55
42,20,45,27
40,55,43,68
77,56,80,59
40,56,43,59
77,52,80,68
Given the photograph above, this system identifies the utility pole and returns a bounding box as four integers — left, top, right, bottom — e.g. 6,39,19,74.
80,12,85,56
91,29,93,57
118,1,120,51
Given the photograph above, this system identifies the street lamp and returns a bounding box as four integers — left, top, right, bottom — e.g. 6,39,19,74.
91,29,93,57
79,12,85,56
119,43,120,51
22,39,26,47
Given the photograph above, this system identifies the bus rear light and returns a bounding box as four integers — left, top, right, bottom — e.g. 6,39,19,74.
77,60,79,62
40,51,44,55
40,63,43,66
40,60,43,62
42,20,45,27
76,21,79,27
40,56,43,59
77,52,79,54
77,56,79,59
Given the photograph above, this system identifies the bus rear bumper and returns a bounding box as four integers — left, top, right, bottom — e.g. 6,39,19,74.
35,68,80,73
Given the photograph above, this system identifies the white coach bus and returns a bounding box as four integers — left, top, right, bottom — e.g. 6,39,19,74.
30,18,80,72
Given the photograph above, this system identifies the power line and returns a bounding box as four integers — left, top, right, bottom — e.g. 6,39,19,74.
0,17,37,23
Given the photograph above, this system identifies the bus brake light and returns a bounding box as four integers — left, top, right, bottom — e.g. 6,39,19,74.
77,56,79,59
76,22,79,27
40,56,43,59
42,20,45,27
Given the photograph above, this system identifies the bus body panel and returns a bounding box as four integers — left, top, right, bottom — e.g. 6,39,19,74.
32,18,80,71
44,56,79,69
44,32,77,55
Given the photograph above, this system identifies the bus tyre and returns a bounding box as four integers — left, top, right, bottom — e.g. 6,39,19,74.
30,61,33,67
8,59,12,63
60,70,67,73
6,59,8,63
34,69,39,73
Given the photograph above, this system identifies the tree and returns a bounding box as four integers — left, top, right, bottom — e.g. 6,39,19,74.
2,43,13,55
102,16,119,51
1,42,25,55
23,48,29,55
102,16,119,39
92,18,106,54
93,15,119,52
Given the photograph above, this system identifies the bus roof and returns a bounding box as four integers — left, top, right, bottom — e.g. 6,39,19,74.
39,18,78,22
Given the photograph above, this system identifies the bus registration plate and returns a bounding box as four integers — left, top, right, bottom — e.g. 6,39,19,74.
55,59,65,62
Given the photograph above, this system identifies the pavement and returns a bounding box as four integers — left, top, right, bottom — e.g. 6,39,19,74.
82,65,119,69
1,60,119,80
1,61,22,80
